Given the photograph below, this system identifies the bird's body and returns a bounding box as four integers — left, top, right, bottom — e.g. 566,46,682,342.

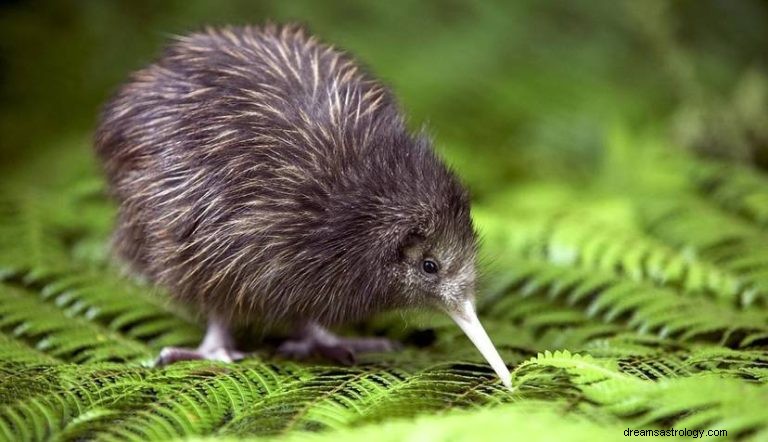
96,24,510,387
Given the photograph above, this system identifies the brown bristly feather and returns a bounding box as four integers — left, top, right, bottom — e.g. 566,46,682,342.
95,23,476,328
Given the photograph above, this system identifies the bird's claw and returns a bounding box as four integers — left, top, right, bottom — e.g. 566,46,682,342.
277,324,401,365
155,346,246,366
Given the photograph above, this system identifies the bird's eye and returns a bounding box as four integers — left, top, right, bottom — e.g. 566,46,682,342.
422,259,439,274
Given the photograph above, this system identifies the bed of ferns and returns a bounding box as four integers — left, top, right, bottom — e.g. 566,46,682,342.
2,1,768,441
0,130,766,441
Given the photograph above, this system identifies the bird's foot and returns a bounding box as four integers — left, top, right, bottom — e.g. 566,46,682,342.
155,346,245,365
154,316,245,366
277,322,400,365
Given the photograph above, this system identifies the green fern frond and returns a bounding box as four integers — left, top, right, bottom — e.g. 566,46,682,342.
0,284,152,363
692,160,768,229
206,401,628,442
639,197,768,307
2,268,201,350
513,350,768,438
4,139,768,440
477,207,765,309
486,259,768,347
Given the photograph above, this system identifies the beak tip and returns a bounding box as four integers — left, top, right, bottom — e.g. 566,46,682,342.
447,299,514,392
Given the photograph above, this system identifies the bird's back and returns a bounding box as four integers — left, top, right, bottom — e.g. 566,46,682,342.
94,24,427,324
97,24,397,194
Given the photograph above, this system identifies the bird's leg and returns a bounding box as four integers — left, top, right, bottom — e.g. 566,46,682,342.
277,322,400,365
155,317,245,366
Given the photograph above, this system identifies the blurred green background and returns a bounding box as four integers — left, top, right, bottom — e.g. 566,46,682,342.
2,0,767,195
3,3,768,440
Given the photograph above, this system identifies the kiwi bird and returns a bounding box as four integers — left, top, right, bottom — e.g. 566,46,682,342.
95,24,510,387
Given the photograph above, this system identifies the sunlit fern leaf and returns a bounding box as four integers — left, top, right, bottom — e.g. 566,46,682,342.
0,284,152,363
218,362,510,438
692,160,768,229
512,350,768,438
222,401,628,442
489,260,768,347
512,350,649,415
95,362,295,440
681,346,768,380
616,353,692,380
1,343,60,373
0,196,69,274
1,267,202,351
639,197,768,308
636,376,768,439
350,363,511,425
0,364,151,441
475,208,762,309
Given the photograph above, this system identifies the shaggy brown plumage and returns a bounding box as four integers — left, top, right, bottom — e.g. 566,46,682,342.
95,25,509,388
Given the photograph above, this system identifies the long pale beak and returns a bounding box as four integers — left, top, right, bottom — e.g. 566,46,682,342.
447,299,512,389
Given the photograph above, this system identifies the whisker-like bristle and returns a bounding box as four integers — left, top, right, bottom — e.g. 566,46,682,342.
95,22,477,341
